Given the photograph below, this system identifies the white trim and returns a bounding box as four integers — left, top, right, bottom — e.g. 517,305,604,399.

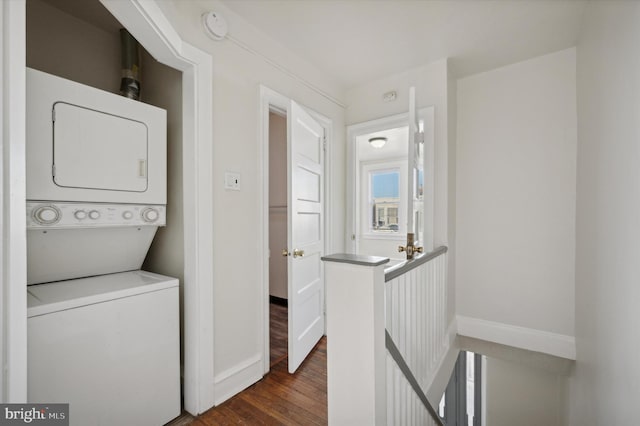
1,0,27,402
100,0,215,414
212,354,263,406
456,315,576,360
481,355,487,426
258,86,333,374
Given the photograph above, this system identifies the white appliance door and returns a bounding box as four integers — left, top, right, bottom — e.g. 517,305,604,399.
287,101,325,373
53,102,148,192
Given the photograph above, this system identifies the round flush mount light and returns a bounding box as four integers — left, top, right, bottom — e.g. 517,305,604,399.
202,11,228,41
368,136,387,149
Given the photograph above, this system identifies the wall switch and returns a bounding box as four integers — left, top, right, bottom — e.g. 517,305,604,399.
224,172,241,191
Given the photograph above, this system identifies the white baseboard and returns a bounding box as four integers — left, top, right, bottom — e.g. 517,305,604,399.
213,354,263,405
456,315,576,360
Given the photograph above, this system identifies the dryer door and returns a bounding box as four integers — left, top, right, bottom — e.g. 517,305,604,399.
53,102,148,192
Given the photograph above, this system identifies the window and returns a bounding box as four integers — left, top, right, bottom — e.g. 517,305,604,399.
371,169,400,232
361,160,407,237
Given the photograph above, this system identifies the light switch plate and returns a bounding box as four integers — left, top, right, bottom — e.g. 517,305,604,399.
224,172,240,191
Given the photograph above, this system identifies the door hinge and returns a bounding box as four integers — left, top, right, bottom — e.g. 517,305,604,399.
323,132,327,152
52,164,56,177
415,131,424,144
52,109,56,122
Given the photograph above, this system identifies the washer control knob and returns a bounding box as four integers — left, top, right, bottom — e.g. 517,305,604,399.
122,211,134,220
141,207,160,223
88,210,100,220
33,205,61,225
74,210,87,220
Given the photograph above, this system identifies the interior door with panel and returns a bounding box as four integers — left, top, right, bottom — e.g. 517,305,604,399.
287,100,325,373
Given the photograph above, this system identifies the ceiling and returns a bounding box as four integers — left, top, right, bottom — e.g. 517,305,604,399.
38,0,587,92
220,0,587,90
357,126,408,162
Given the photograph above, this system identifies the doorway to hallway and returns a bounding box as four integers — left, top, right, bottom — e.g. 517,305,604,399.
261,86,332,376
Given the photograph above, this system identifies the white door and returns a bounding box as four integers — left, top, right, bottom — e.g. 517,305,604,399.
408,87,425,244
287,101,325,373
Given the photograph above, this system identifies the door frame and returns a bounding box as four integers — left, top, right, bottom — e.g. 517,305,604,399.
1,0,28,403
346,107,435,254
2,0,216,414
258,85,333,374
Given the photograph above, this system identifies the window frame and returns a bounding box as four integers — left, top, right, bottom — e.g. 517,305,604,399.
360,159,408,240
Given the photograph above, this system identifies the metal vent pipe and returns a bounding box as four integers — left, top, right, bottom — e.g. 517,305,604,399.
119,29,141,100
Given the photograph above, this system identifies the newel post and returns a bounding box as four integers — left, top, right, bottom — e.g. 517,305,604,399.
322,254,389,426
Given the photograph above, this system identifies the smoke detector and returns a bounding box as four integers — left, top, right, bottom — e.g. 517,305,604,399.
202,11,228,41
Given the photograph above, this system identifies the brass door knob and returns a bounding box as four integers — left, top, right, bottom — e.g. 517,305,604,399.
282,249,289,257
293,249,305,258
415,246,424,254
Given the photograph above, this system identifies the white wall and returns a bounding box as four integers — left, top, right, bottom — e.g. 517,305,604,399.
456,48,577,351
570,2,640,424
156,0,346,403
142,51,184,283
268,112,287,299
141,50,185,341
485,356,568,426
26,0,120,94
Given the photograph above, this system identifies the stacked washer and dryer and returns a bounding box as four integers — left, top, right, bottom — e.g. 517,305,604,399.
25,68,180,425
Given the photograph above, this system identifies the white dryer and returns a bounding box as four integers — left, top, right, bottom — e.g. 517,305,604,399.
26,67,166,204
25,68,169,284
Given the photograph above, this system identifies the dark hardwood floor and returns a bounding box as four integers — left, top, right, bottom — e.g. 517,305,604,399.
173,302,327,425
270,301,288,367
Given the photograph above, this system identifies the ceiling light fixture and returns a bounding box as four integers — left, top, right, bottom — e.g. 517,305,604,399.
368,136,387,148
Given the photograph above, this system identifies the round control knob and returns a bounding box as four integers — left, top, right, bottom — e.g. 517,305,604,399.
33,205,61,225
88,210,100,220
74,210,87,220
122,211,134,220
141,207,160,223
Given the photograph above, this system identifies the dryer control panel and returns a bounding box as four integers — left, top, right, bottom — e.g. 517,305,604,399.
26,201,166,229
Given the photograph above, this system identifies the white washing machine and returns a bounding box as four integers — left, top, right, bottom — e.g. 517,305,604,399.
27,271,180,426
25,69,180,425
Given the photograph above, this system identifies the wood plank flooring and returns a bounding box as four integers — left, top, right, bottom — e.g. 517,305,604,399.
270,301,288,367
173,302,327,425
